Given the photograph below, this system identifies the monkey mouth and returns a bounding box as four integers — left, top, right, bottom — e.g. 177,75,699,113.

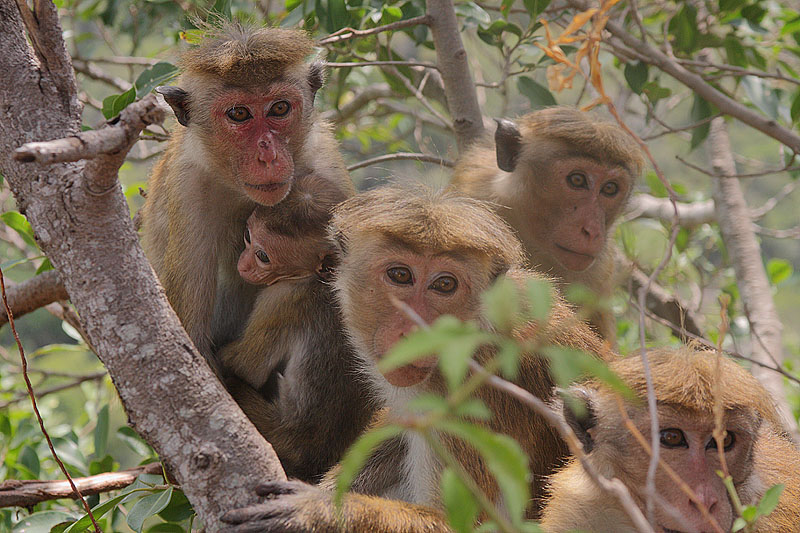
554,243,595,260
244,181,290,192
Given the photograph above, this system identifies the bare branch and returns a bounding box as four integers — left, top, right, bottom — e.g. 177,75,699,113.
347,152,454,171
707,117,799,440
676,58,800,86
0,371,106,410
318,15,431,45
14,95,165,165
89,55,160,66
625,194,716,227
675,155,800,178
754,224,800,239
327,60,438,70
72,59,132,92
319,83,394,124
0,270,69,326
0,463,162,508
426,0,485,151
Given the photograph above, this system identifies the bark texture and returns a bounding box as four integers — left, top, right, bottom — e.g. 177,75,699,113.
0,270,68,326
707,117,799,439
426,0,485,152
0,1,285,527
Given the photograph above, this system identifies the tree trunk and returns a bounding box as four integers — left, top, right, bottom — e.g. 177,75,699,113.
707,117,799,439
0,1,285,528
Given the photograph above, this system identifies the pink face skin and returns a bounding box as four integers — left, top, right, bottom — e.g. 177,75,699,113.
526,157,630,272
621,407,754,533
237,217,323,286
211,84,305,206
370,253,481,387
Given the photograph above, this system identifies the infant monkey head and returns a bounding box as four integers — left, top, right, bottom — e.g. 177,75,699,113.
238,174,346,286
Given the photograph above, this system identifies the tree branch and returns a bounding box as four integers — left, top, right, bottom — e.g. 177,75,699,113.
319,83,394,124
426,0,485,152
0,463,162,508
0,270,69,327
347,152,454,171
0,3,287,528
318,15,431,45
706,117,799,440
566,0,800,154
625,194,716,227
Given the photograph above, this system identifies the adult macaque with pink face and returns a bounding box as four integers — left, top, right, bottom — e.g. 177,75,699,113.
451,107,644,341
141,24,352,370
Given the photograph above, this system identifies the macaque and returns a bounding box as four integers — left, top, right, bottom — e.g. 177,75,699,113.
540,347,800,532
221,186,614,532
140,23,353,370
217,175,373,482
451,107,645,340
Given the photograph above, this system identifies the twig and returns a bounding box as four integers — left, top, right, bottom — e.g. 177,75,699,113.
14,94,165,164
90,56,160,66
676,58,800,86
0,371,106,410
750,179,798,219
347,152,454,171
384,65,454,130
318,15,431,45
327,60,438,70
319,84,394,124
0,463,162,507
72,59,132,92
754,224,800,239
0,267,100,532
641,112,722,141
0,270,69,327
675,155,800,179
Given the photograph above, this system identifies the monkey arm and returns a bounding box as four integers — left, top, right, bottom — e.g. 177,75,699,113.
220,480,452,533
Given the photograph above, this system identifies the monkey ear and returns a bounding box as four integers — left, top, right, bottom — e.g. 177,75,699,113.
561,386,598,453
494,118,522,173
156,86,190,127
307,61,327,101
316,254,338,281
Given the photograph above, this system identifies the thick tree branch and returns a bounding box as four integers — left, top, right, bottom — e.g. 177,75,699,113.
706,117,799,440
566,0,800,154
0,2,286,529
0,463,162,508
0,270,68,326
625,194,716,227
426,0,485,152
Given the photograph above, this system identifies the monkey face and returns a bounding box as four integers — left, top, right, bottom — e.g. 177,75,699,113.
337,237,486,388
210,84,307,206
526,156,630,272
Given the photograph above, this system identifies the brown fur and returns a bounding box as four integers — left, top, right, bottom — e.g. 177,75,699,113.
450,106,645,341
140,25,352,366
221,186,613,532
540,347,800,532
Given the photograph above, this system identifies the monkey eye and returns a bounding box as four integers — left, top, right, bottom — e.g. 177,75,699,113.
387,266,413,285
268,101,291,117
226,106,252,122
601,181,619,197
429,275,458,294
707,432,735,451
566,172,588,189
255,250,270,264
659,428,687,448
244,227,251,245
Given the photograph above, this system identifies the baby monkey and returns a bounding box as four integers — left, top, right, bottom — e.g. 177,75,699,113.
219,174,373,482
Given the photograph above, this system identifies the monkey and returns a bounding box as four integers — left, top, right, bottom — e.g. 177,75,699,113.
539,346,800,532
220,186,617,532
140,23,353,371
450,106,645,341
216,175,374,482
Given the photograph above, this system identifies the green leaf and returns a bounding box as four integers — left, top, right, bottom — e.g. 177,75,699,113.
35,258,53,275
11,511,77,533
741,76,779,119
117,427,155,457
210,0,232,19
89,455,115,476
517,76,556,108
157,489,194,523
94,405,109,458
1,211,37,247
134,62,179,99
523,0,550,18
482,276,520,332
102,87,136,120
668,4,698,54
741,504,757,522
675,228,690,253
18,446,40,479
791,91,800,123
328,0,349,32
690,95,712,150
645,171,668,197
285,0,302,11
440,468,479,533
543,346,632,398
732,517,747,531
454,2,491,27
496,341,522,379
127,487,173,533
439,335,483,390
723,34,748,67
63,493,128,533
755,483,784,517
52,437,88,475
642,81,671,103
624,61,648,94
437,421,529,524
454,398,492,420
766,259,793,286
335,425,404,502
525,278,552,322
146,524,186,533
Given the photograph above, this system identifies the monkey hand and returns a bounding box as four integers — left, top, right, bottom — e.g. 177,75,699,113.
220,479,454,533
